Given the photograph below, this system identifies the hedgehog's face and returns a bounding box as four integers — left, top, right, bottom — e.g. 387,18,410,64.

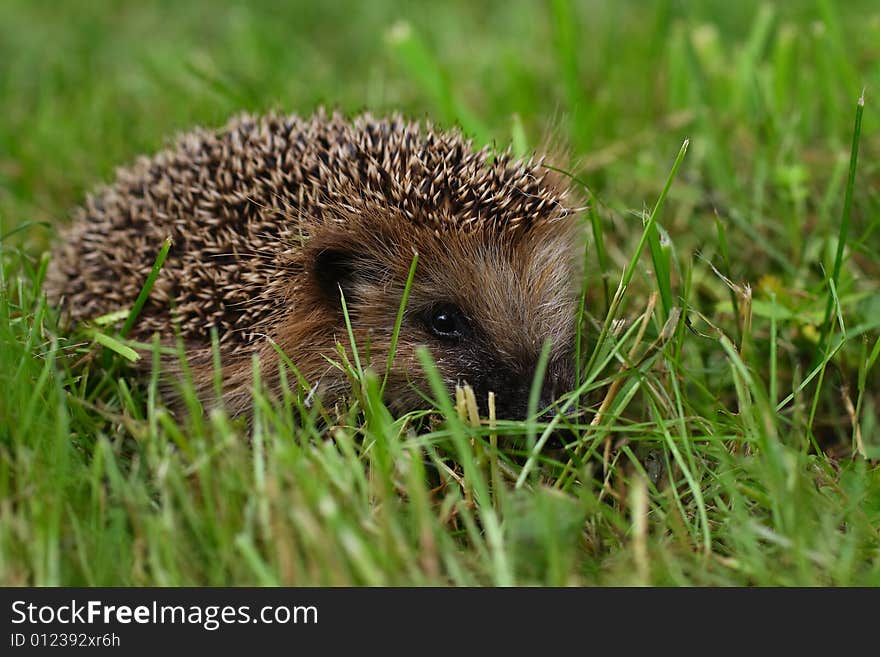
308,216,582,420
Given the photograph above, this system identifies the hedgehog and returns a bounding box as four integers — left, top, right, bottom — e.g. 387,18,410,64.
46,110,584,420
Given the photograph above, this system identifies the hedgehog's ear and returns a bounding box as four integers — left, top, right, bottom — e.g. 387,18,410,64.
314,247,361,308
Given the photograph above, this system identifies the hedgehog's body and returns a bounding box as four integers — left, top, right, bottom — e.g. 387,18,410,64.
48,111,583,418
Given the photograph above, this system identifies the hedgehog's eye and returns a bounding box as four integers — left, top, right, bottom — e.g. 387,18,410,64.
427,303,468,341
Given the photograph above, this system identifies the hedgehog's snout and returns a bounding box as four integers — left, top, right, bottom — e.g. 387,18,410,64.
469,353,574,422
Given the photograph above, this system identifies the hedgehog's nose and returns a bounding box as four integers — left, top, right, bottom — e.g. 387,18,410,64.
534,374,581,453
541,357,575,413
486,358,573,422
533,382,560,419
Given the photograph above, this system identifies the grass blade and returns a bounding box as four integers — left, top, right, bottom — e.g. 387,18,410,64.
585,139,688,378
120,236,172,338
382,251,418,395
817,91,865,357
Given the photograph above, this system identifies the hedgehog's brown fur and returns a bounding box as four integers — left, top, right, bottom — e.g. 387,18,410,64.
47,110,584,419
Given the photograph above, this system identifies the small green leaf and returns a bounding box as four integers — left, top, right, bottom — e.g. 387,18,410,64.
89,330,140,363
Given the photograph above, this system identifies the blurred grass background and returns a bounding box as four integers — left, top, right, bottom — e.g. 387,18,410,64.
1,0,880,585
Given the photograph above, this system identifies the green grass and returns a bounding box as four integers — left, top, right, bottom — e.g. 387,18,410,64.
2,0,880,585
